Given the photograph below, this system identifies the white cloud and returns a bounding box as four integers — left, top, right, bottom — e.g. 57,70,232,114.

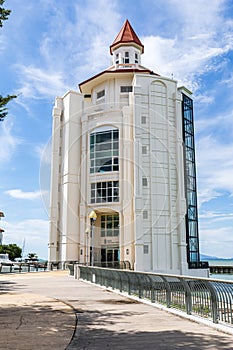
74,0,121,74
196,135,233,205
5,189,46,200
200,226,233,258
38,140,52,216
0,117,22,163
221,74,233,87
14,0,122,102
199,211,233,222
195,109,233,206
194,94,214,105
15,65,69,99
1,219,49,259
142,0,233,92
35,141,51,166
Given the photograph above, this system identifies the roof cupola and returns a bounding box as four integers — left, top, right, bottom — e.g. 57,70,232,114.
110,20,144,68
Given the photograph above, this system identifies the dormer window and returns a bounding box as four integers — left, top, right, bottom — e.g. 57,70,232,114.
116,53,119,64
135,53,138,63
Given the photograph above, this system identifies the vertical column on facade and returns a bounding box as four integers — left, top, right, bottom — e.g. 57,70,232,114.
150,80,171,272
168,86,175,270
174,90,189,273
49,97,62,263
165,82,174,271
132,87,144,270
121,105,134,267
79,115,88,264
167,82,180,272
60,91,82,262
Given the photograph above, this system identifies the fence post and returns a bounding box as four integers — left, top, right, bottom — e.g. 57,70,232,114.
179,278,192,315
116,270,123,292
135,273,142,299
161,276,171,308
205,281,219,323
74,265,80,279
147,275,155,303
124,272,131,295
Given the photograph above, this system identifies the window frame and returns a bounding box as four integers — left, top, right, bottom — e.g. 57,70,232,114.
101,214,119,237
141,116,147,124
97,89,105,100
142,177,148,187
124,51,129,64
120,86,133,93
143,245,149,254
142,146,147,155
91,181,119,204
90,129,119,174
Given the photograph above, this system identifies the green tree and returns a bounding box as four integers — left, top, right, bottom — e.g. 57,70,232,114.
0,94,17,121
0,0,10,27
0,0,16,121
27,253,38,260
0,244,22,261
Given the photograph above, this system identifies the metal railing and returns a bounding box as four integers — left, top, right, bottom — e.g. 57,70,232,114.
93,261,131,270
0,262,48,273
0,260,78,274
71,265,233,326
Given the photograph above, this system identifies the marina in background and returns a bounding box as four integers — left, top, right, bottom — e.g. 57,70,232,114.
208,259,233,281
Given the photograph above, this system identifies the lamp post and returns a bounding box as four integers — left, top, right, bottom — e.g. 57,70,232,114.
85,228,89,266
89,210,97,266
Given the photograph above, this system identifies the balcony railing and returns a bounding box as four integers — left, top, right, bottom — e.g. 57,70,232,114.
71,265,233,327
115,63,137,69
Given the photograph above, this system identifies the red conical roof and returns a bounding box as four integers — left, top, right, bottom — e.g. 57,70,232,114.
110,19,144,54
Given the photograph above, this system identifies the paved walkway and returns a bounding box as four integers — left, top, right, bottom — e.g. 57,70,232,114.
0,271,233,350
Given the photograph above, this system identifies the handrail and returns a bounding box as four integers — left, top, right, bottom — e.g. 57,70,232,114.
72,265,233,327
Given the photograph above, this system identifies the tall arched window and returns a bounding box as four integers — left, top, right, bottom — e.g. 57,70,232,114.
90,127,119,173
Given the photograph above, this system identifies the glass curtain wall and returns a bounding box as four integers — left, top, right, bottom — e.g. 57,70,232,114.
182,94,201,268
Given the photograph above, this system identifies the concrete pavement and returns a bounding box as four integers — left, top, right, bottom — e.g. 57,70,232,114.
0,270,232,350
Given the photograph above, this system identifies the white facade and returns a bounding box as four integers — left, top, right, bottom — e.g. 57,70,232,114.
49,21,208,276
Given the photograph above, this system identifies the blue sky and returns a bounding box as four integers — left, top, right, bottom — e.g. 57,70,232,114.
1,0,233,259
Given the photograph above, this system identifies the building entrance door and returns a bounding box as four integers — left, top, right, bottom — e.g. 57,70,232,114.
107,249,113,262
101,247,119,266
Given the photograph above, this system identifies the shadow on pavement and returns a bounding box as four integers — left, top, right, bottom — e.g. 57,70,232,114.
68,309,233,350
0,280,18,294
0,301,75,350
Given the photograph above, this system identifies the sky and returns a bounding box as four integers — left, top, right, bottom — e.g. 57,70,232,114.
1,0,233,260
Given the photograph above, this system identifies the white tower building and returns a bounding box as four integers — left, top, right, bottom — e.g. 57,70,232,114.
49,20,208,276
